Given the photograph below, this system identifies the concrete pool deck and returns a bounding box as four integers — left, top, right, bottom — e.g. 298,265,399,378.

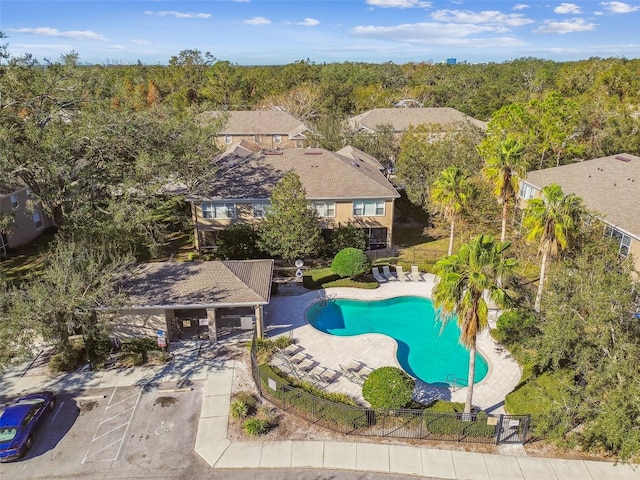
265,275,522,413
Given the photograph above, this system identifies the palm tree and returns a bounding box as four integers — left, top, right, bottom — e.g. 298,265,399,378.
481,137,526,241
522,183,584,312
432,234,516,414
431,166,472,256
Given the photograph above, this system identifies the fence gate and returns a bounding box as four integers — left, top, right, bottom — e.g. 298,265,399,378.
495,415,530,444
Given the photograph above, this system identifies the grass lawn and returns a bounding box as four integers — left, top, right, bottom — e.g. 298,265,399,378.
0,227,57,283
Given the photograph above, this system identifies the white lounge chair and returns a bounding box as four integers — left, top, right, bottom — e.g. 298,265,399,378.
382,265,398,281
395,265,407,281
372,267,386,283
409,265,423,281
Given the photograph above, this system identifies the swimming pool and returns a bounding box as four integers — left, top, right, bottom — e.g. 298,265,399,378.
306,296,488,385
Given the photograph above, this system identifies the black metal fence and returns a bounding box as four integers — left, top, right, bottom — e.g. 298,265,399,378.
249,336,529,445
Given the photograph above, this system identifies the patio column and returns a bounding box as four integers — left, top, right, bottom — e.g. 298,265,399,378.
206,308,217,344
254,305,264,339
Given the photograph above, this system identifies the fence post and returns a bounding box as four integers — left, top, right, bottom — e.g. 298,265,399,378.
495,414,503,444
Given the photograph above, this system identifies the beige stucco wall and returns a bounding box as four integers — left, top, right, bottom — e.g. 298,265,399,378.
0,187,51,248
108,308,167,340
215,134,303,150
629,239,640,274
193,198,396,248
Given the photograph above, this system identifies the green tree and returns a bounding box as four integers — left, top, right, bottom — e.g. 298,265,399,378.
479,136,526,241
2,238,132,366
430,167,472,255
432,234,515,413
331,247,370,278
215,224,263,260
325,224,368,256
522,183,584,312
257,172,323,261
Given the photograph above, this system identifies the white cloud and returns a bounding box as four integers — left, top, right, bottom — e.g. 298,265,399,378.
351,22,525,47
366,0,432,8
554,3,582,14
600,1,640,13
431,9,534,27
513,4,530,10
534,18,597,33
10,27,109,41
130,39,152,46
144,11,211,19
243,16,271,25
296,18,320,27
106,45,126,51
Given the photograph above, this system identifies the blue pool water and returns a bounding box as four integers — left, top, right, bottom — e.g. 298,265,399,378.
306,296,488,385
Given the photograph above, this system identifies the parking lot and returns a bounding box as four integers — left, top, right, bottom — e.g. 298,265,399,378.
1,383,209,479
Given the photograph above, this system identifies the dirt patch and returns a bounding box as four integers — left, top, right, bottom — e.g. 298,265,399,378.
78,400,98,413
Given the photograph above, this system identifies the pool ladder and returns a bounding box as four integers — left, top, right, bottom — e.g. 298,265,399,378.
446,374,468,392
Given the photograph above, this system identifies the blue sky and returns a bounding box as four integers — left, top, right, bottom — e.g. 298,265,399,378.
2,0,640,65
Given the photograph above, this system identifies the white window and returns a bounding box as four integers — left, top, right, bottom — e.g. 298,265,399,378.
273,135,282,144
201,202,236,219
313,201,336,218
224,135,232,145
10,194,18,209
33,211,43,229
353,200,385,216
252,202,271,218
519,182,536,200
604,225,632,258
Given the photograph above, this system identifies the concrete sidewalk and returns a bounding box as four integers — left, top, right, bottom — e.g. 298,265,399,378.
195,359,640,480
3,346,640,479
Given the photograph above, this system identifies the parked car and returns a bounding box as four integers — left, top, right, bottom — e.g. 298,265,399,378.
0,391,56,462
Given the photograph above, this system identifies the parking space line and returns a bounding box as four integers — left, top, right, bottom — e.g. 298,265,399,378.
114,390,141,461
48,401,64,426
82,387,142,464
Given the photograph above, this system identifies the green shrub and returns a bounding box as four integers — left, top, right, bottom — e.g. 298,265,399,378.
49,346,85,372
120,337,160,354
425,400,466,413
362,366,415,409
321,278,378,289
235,391,258,409
215,224,264,260
331,248,371,278
494,309,540,344
120,352,144,367
147,350,170,365
505,368,577,439
243,418,270,436
325,224,368,256
230,399,249,419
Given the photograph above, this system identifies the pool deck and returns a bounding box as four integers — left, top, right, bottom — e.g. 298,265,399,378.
265,274,522,413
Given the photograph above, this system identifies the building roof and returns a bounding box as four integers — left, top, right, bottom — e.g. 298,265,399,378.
201,110,308,138
119,260,274,309
188,147,400,201
336,145,385,170
348,107,487,133
524,153,640,238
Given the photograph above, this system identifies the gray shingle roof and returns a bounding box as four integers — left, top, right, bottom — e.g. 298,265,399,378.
120,260,274,308
336,145,385,170
189,147,399,201
201,110,307,137
524,153,640,238
348,107,487,132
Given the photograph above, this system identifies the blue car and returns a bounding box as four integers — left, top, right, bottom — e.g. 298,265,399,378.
0,391,56,462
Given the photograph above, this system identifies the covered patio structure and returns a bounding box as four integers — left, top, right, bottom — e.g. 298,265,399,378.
109,259,273,348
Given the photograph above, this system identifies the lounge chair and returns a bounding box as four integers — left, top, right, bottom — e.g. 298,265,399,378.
283,343,301,355
409,265,423,281
395,265,407,281
372,267,386,283
382,265,398,281
297,357,315,371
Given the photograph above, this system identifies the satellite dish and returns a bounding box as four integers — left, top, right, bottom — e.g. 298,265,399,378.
295,269,303,278
294,259,304,268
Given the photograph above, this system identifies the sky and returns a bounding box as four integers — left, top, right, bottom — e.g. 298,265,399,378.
2,0,640,65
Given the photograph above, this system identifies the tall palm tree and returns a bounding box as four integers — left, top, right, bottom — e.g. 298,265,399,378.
431,166,472,256
432,234,516,414
481,137,526,241
522,183,584,312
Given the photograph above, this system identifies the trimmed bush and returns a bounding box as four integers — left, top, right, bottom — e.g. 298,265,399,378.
362,366,415,409
321,278,379,289
49,346,85,373
243,418,270,436
331,248,371,278
303,268,340,289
